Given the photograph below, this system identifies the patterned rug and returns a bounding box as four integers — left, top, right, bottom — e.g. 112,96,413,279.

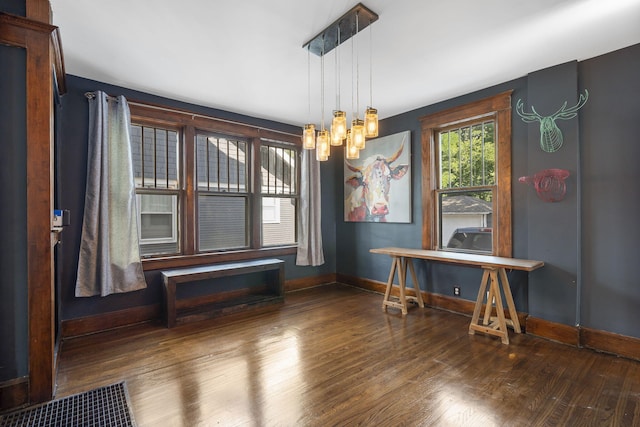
0,382,136,427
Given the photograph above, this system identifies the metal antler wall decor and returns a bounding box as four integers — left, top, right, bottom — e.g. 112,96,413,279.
516,90,589,153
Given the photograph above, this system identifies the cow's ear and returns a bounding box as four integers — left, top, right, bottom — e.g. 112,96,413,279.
346,175,363,188
390,164,409,180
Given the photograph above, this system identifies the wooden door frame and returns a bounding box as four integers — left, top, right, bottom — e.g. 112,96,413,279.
0,3,65,405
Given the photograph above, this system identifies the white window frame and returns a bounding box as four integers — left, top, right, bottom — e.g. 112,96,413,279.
262,197,281,224
136,193,178,245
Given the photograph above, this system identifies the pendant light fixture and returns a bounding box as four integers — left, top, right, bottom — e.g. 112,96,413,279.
316,130,330,161
331,26,347,146
364,107,378,138
352,119,366,150
331,111,347,146
364,18,378,138
302,3,379,160
316,39,330,161
302,46,316,149
345,129,359,159
350,10,366,150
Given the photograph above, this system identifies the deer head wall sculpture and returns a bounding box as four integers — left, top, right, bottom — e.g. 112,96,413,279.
516,90,588,153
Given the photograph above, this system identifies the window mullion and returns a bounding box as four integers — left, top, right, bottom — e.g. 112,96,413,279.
182,125,196,255
140,127,145,188
250,138,262,248
164,129,168,188
236,142,240,193
469,125,474,187
205,136,210,192
289,149,294,195
153,128,158,188
482,122,486,186
279,147,285,195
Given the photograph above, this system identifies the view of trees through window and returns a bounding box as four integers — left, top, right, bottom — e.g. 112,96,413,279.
438,120,496,253
439,121,495,194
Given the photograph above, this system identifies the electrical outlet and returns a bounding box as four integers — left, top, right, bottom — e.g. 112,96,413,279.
453,286,461,296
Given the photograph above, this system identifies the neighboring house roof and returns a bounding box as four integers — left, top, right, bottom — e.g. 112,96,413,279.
442,195,492,214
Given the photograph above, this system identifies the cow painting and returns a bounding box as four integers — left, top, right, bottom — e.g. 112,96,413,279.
344,132,411,223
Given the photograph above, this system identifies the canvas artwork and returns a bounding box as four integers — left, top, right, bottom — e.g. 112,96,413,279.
344,130,411,223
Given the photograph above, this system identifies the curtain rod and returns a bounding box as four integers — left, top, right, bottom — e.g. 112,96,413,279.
84,91,301,138
84,91,117,100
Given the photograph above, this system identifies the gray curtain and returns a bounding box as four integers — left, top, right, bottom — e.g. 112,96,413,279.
296,148,325,266
75,91,147,297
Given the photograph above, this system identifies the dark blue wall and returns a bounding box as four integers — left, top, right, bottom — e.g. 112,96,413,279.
525,62,579,325
0,0,26,15
0,44,28,381
57,76,335,320
579,44,640,337
335,44,640,339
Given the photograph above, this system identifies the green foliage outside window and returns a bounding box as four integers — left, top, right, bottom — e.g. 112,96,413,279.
440,121,495,200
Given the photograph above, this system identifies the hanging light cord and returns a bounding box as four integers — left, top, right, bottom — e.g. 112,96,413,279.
335,26,341,110
307,46,311,123
321,38,325,130
351,17,356,118
369,19,373,108
355,11,360,117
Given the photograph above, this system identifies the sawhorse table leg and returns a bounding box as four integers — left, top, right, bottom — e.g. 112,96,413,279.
469,266,521,344
382,256,425,315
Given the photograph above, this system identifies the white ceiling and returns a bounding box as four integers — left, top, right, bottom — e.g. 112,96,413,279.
50,0,640,127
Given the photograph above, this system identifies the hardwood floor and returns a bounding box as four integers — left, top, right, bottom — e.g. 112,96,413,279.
56,284,640,426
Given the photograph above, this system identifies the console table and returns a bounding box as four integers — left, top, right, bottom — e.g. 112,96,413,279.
370,247,544,344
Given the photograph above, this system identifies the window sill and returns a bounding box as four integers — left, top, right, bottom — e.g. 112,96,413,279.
141,246,297,271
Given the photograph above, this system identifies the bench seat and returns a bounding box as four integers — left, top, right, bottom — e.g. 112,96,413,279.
161,258,284,328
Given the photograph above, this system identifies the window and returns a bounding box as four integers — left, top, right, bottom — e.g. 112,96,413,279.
420,91,512,256
262,197,281,224
260,141,298,246
196,132,249,251
437,121,495,254
128,103,301,267
130,125,180,257
137,194,178,243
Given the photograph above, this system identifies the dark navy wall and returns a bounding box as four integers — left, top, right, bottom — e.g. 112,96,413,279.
1,0,26,15
57,75,335,320
580,44,640,337
524,62,579,326
0,44,28,381
335,44,640,339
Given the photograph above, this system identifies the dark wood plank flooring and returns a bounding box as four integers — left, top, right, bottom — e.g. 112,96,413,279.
56,284,640,426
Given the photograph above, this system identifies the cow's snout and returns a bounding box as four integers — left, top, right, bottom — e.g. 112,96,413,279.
371,202,389,216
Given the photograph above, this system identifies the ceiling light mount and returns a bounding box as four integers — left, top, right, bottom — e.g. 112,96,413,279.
302,3,378,57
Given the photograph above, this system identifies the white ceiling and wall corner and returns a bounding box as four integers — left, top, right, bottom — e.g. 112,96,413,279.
50,0,640,126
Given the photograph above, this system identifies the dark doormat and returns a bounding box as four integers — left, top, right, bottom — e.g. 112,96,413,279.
0,382,136,427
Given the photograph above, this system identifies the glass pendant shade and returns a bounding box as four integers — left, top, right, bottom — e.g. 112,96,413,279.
351,119,366,150
330,111,347,145
303,124,316,149
330,127,344,146
316,130,330,161
364,107,378,138
345,130,359,159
